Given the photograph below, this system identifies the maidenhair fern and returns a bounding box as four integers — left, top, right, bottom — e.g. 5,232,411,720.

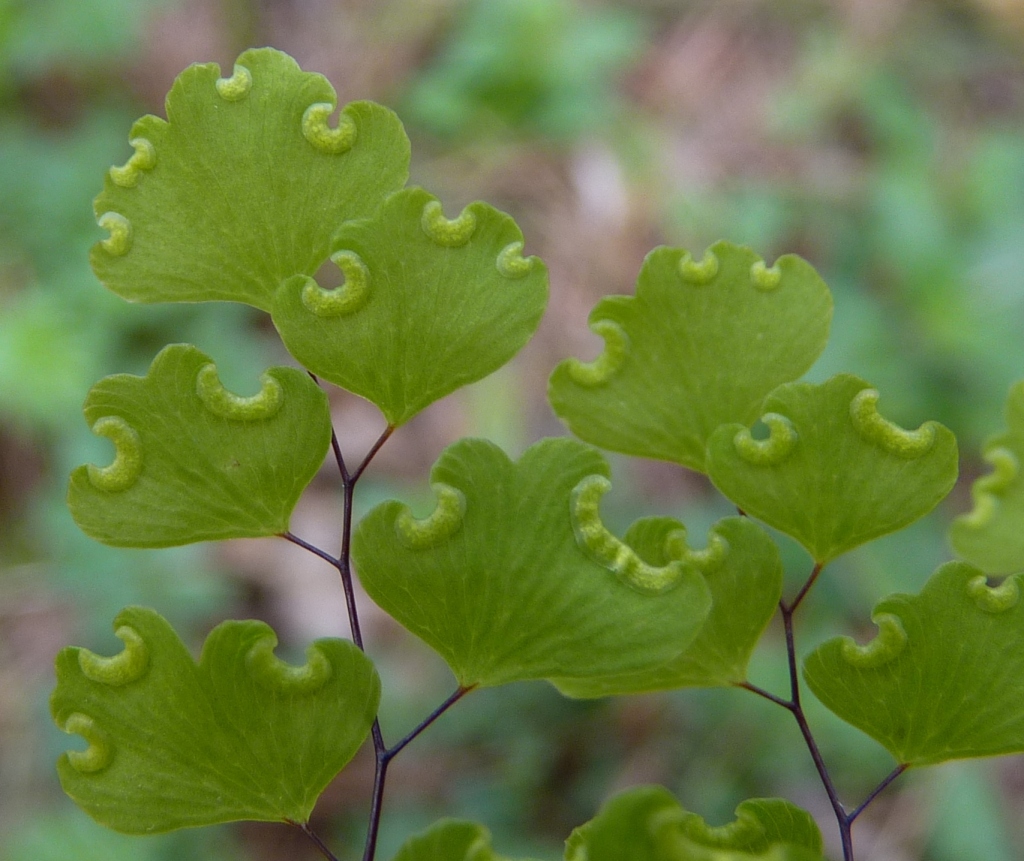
51,47,1024,861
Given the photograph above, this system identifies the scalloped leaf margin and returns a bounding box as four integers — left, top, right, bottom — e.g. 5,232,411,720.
91,47,410,310
51,607,380,833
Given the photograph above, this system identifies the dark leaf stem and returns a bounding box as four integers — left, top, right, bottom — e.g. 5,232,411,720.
284,418,469,861
362,686,474,861
739,566,908,861
290,820,342,861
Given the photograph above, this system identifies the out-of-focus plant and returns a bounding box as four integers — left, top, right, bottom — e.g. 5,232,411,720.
402,0,642,142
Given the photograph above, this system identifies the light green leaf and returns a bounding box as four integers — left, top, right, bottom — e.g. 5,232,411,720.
90,47,409,311
68,344,332,547
564,785,823,861
804,561,1024,766
547,241,832,472
352,437,712,689
50,606,380,833
706,374,958,564
552,516,782,697
949,380,1024,574
271,187,548,426
391,819,540,861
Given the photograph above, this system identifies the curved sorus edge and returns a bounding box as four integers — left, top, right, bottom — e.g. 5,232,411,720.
78,625,149,686
420,200,477,247
849,388,936,458
663,529,729,572
295,250,370,318
86,416,143,492
246,633,334,694
571,475,688,595
967,574,1021,613
109,137,157,188
302,102,357,155
496,241,535,279
566,319,630,387
840,612,908,668
97,212,132,256
395,483,467,550
61,713,113,774
195,364,284,421
957,446,1018,528
678,248,719,285
215,62,253,101
749,258,782,290
732,413,798,466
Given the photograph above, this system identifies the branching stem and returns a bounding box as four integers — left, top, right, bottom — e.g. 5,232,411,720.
290,820,342,861
282,416,469,861
738,566,909,861
362,686,474,861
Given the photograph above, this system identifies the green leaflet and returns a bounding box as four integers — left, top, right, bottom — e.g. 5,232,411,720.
351,437,713,689
804,561,1024,767
706,374,959,564
552,516,782,697
547,241,832,472
391,819,540,861
50,607,379,833
68,344,331,547
563,785,823,861
949,380,1024,573
90,47,409,310
271,186,548,426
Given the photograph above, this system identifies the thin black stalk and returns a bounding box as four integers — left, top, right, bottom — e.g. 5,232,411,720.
290,820,341,861
280,531,341,569
778,600,854,859
788,562,824,615
335,425,394,649
362,687,473,861
351,425,395,483
849,763,908,824
736,680,793,711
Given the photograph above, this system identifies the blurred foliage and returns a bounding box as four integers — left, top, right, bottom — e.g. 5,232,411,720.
2,0,1024,859
402,0,643,142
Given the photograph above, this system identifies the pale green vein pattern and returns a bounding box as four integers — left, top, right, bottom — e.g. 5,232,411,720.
272,186,548,426
707,374,958,564
352,437,712,688
548,241,832,472
51,607,379,833
804,562,1024,766
91,47,409,310
68,344,332,547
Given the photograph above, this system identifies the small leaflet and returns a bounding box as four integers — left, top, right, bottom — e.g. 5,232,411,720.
804,562,1024,765
68,344,332,548
706,373,958,564
90,47,409,310
352,437,712,688
51,607,380,833
272,187,548,426
548,241,833,472
950,380,1024,574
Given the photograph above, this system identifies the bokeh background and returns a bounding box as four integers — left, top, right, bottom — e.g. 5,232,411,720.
2,0,1024,858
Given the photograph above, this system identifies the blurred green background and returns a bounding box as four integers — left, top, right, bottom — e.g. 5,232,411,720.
2,0,1024,859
